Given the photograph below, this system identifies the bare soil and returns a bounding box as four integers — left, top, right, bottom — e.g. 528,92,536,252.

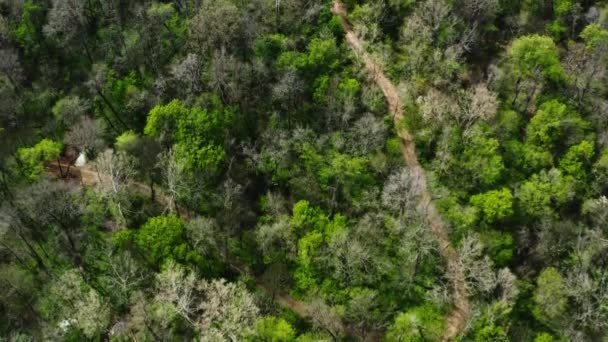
331,1,470,340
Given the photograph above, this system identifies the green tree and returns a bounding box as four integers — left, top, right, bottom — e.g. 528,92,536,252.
37,270,111,338
481,230,514,267
508,35,565,107
386,305,445,342
462,133,505,188
504,140,553,176
115,131,161,199
534,333,555,342
252,317,296,341
517,169,575,218
133,214,204,268
470,188,514,224
534,267,567,324
509,34,565,83
580,23,608,53
145,99,232,172
546,0,574,40
558,140,594,180
277,37,339,76
294,230,324,291
13,0,45,58
255,34,288,61
593,147,608,193
526,100,589,152
299,144,374,207
290,200,329,235
468,302,512,342
290,200,347,291
15,139,62,182
102,70,146,130
52,96,88,129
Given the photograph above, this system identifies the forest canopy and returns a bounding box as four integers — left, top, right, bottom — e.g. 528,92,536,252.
1,0,608,341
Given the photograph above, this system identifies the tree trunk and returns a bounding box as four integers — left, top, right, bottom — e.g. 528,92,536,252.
96,89,130,130
0,239,29,269
511,76,522,106
16,232,48,275
57,158,65,178
149,176,155,202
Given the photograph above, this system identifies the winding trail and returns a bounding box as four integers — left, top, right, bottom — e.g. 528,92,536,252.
331,1,470,340
45,2,468,337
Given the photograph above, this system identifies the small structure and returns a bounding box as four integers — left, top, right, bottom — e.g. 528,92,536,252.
75,152,87,167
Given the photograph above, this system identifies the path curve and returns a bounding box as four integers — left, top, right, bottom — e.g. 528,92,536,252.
331,1,470,340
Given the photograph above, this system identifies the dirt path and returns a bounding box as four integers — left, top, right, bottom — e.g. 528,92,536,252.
47,162,362,338
331,1,470,340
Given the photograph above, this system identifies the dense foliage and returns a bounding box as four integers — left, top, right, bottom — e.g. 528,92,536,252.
1,0,608,340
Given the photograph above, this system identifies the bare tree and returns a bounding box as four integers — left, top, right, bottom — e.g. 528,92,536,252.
43,0,94,63
417,88,459,126
46,270,111,339
186,216,222,259
189,0,241,55
94,149,137,225
385,216,437,280
156,148,185,213
0,204,50,274
0,48,23,89
209,48,252,104
261,262,292,302
401,13,433,46
381,168,421,217
419,0,453,39
418,84,497,136
256,217,297,261
562,229,608,334
155,261,199,325
0,220,30,269
272,69,304,128
1,180,85,268
263,191,289,217
457,234,498,296
197,278,259,340
0,15,10,43
327,228,377,286
215,177,250,238
496,268,519,304
118,291,173,340
307,298,344,340
343,288,386,336
564,39,607,105
350,2,385,43
65,116,104,156
106,250,147,306
348,113,387,155
155,261,259,340
459,0,500,23
582,196,608,227
52,95,89,129
457,83,499,136
171,53,202,95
